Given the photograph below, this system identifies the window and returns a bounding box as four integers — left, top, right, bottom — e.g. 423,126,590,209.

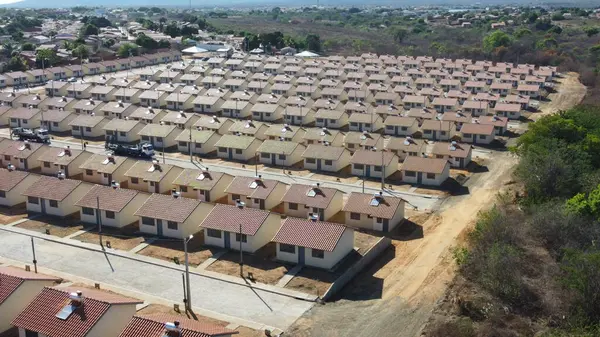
3,155,9,161
324,160,333,166
120,132,127,137
105,211,115,219
404,170,416,177
231,194,240,201
261,153,270,159
142,136,150,141
279,243,295,253
235,233,247,242
0,190,5,198
348,144,355,149
386,125,394,130
426,173,436,179
156,137,163,142
219,147,227,153
479,135,487,140
350,212,361,220
142,217,155,226
376,217,383,223
278,154,286,160
131,177,139,184
207,228,222,238
23,120,28,124
306,158,316,164
289,203,298,210
179,141,187,147
424,130,432,134
354,164,364,170
53,122,59,127
85,127,91,132
167,221,178,230
49,200,58,208
149,181,155,187
463,133,472,138
374,166,382,172
28,196,39,204
43,162,51,168
235,149,243,155
195,143,202,149
311,249,324,259
25,329,38,337
82,207,94,215
329,119,336,124
440,131,446,135
401,126,408,131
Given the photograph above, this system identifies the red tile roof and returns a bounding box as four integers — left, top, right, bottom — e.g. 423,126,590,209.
0,267,62,305
119,314,237,337
201,204,271,236
281,184,340,209
224,176,280,200
22,176,83,201
0,273,23,305
0,168,30,191
401,156,449,174
0,140,44,159
12,287,141,337
342,192,404,219
134,194,201,223
273,217,348,252
75,185,143,212
350,150,397,166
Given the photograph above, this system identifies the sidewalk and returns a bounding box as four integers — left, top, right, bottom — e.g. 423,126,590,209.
0,224,315,330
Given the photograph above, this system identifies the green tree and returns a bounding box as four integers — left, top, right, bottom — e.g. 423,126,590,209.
21,42,35,51
561,249,600,322
117,43,139,57
483,30,511,53
103,38,116,48
163,23,181,38
3,56,27,72
135,33,158,49
36,48,59,68
181,25,198,36
305,34,321,52
584,27,599,37
157,39,171,49
81,23,99,36
72,45,89,59
391,27,408,43
527,12,539,23
514,28,532,39
552,13,565,21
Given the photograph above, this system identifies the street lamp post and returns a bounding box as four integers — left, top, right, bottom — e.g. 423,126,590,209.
183,234,194,311
236,199,245,277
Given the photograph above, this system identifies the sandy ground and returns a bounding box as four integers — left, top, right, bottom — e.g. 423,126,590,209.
285,74,587,337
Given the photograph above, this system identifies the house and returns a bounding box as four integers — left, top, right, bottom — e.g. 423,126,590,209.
348,113,383,133
37,146,92,178
16,94,47,109
273,217,354,269
282,106,315,126
103,119,145,143
124,161,183,194
73,99,105,116
172,168,233,202
343,131,383,152
478,115,509,135
119,314,238,337
224,175,287,211
165,93,195,111
432,141,473,168
350,149,398,179
83,62,103,76
27,69,48,84
175,129,221,156
251,103,285,122
403,95,428,109
0,106,10,126
0,168,39,206
383,116,419,137
464,80,486,94
23,176,93,217
12,287,141,337
69,115,110,139
401,156,450,186
315,108,348,129
0,92,22,107
221,99,252,119
132,80,159,91
161,111,199,129
385,136,426,161
264,124,306,143
90,85,117,102
343,192,405,232
494,103,522,119
137,124,182,150
40,96,77,112
228,120,269,140
462,100,489,117
7,107,42,129
504,94,530,110
421,120,453,141
281,183,344,221
516,84,540,99
139,90,169,108
193,95,225,114
460,123,495,144
4,72,30,86
0,266,62,332
214,135,262,162
442,111,472,132
256,93,285,106
193,115,234,135
201,203,281,253
128,107,167,124
257,140,306,167
302,144,351,173
45,81,69,97
79,153,135,186
135,193,213,238
76,185,150,228
0,140,46,171
66,83,93,99
432,97,459,113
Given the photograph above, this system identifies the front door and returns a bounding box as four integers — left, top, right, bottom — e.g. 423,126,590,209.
64,166,69,177
271,154,276,166
417,172,422,184
259,199,265,210
298,246,305,265
40,198,46,214
383,219,389,232
205,191,210,202
315,208,324,221
224,232,231,249
394,126,399,136
459,158,464,168
316,159,321,171
366,165,371,178
228,148,233,160
432,130,437,140
156,219,163,237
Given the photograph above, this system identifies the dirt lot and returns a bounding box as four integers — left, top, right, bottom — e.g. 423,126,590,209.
72,225,146,251
206,244,291,284
138,304,263,337
0,205,27,224
535,72,587,120
16,215,85,238
137,234,219,267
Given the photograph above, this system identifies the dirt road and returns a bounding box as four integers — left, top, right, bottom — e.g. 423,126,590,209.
285,74,587,337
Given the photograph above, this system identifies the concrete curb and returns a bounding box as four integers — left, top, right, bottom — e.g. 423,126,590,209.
0,225,318,302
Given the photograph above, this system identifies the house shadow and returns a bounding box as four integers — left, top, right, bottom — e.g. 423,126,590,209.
467,161,489,174
331,245,396,301
390,219,423,241
442,178,470,196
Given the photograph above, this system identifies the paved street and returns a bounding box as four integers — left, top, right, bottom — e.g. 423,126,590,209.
3,134,443,211
0,228,314,330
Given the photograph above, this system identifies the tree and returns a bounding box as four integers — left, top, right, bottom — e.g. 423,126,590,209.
514,28,532,39
21,42,35,51
158,39,171,49
527,12,539,23
4,56,27,72
348,7,361,14
552,13,565,21
36,48,59,68
163,23,181,38
561,249,600,323
391,27,408,43
103,38,116,48
117,43,139,57
181,25,198,36
584,27,599,37
483,30,511,53
72,45,89,59
2,43,14,58
135,33,158,50
548,25,563,35
81,23,99,36
305,34,321,52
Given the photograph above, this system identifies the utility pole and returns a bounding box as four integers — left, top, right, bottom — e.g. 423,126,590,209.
30,237,37,273
97,195,103,248
239,223,243,277
255,152,258,176
183,235,193,311
381,149,385,191
189,124,193,162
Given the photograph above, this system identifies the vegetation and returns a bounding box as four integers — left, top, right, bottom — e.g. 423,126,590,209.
432,106,600,336
117,43,139,57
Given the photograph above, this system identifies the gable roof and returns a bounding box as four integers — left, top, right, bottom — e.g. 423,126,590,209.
0,168,30,192
301,144,347,161
22,176,83,201
0,266,61,305
281,184,341,209
75,185,142,213
0,140,44,159
79,154,129,174
350,150,397,166
173,169,230,191
124,161,176,182
119,314,237,337
273,217,348,252
37,147,86,166
225,176,280,200
343,192,403,219
402,156,449,174
135,194,202,223
201,203,271,236
431,142,472,159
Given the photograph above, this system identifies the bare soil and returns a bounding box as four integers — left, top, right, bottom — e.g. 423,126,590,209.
137,234,219,267
73,225,146,251
206,244,291,285
16,215,84,238
0,204,27,224
534,72,587,120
